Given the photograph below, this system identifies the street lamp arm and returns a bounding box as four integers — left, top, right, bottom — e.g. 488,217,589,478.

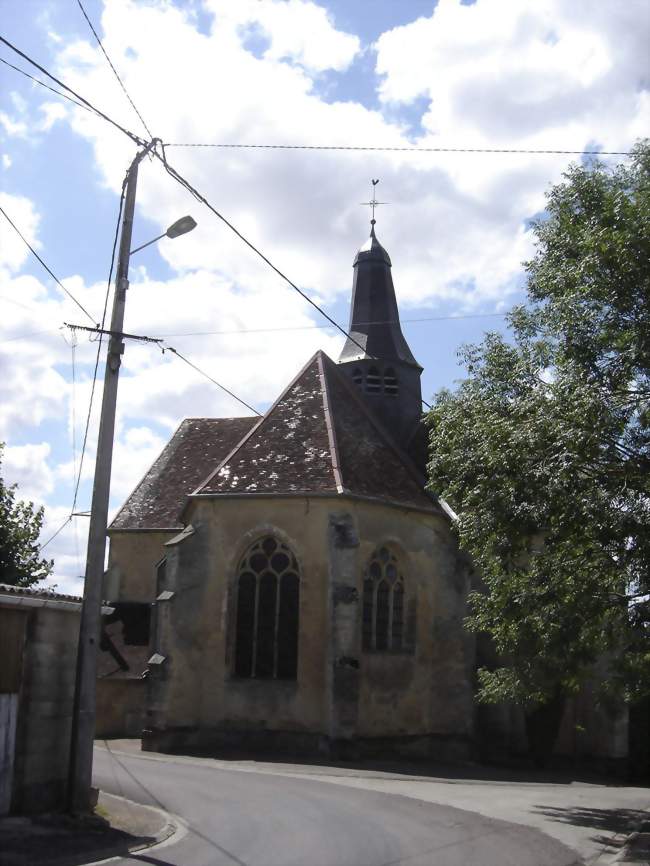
130,232,166,256
129,215,197,257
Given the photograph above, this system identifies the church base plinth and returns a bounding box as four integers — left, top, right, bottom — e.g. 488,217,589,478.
141,726,472,764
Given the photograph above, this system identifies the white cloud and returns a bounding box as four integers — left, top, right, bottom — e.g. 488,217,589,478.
209,0,360,72
2,442,54,501
0,192,41,271
375,0,647,157
37,102,68,132
2,0,648,587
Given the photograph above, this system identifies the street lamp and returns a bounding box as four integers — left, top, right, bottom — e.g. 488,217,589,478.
130,215,197,256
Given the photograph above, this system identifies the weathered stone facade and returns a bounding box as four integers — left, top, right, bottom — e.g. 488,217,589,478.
140,496,472,757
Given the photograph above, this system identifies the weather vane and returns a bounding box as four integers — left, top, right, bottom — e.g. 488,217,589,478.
360,179,387,225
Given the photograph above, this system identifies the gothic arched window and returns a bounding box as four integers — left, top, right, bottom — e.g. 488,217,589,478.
234,536,300,680
362,546,415,653
383,367,398,396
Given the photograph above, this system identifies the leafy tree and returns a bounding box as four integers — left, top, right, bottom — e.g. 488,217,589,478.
427,142,650,722
0,444,53,586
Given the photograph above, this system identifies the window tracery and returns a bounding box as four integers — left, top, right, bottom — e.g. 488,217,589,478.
362,546,414,653
234,536,300,679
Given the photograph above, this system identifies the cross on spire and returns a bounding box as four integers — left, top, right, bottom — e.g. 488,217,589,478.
360,178,387,226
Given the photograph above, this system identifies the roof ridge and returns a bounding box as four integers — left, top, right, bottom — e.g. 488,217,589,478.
320,354,435,500
317,353,345,494
192,350,327,497
183,416,251,422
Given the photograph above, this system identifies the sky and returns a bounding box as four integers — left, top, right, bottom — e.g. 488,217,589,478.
1,0,648,595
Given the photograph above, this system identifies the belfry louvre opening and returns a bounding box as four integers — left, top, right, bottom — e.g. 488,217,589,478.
351,366,400,397
234,536,300,679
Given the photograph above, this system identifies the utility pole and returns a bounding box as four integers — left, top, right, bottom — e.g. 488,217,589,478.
67,140,155,813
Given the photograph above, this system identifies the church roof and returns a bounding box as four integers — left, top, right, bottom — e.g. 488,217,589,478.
194,351,439,514
109,416,258,531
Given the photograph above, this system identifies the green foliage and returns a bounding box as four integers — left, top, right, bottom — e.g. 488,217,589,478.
0,444,53,587
427,141,650,708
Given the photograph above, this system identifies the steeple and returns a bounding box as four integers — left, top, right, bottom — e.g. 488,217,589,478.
338,222,421,369
338,205,423,445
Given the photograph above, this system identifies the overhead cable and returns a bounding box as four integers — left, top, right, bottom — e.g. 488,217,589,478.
163,142,633,157
70,172,127,516
0,328,63,344
164,347,263,416
39,515,72,552
64,323,263,416
157,152,434,410
0,35,146,147
66,322,163,345
40,178,126,554
75,0,154,139
0,204,98,326
156,312,508,338
0,56,94,115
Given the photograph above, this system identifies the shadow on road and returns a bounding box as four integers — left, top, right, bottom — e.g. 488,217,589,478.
531,805,648,833
163,744,642,788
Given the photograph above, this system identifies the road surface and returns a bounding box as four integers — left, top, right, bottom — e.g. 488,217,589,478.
93,746,580,866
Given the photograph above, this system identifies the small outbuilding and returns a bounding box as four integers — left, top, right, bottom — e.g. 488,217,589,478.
0,583,109,815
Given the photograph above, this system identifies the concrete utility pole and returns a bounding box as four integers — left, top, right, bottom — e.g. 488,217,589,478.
67,140,155,813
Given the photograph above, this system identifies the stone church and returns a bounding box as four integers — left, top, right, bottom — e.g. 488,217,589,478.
102,220,630,768
103,219,474,758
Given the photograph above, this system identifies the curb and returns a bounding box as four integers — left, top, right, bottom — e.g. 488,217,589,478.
19,794,184,866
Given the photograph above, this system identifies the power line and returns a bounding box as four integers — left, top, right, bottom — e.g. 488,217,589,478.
156,312,508,338
0,44,508,415
0,35,145,147
64,323,263,416
1,36,631,160
70,172,128,516
0,56,94,115
163,142,633,157
69,331,81,573
39,178,127,554
40,515,72,552
156,151,435,410
0,204,98,326
75,0,154,139
65,322,163,345
164,347,262,416
0,328,63,344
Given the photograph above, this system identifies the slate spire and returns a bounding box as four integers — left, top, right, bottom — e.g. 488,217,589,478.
338,218,423,444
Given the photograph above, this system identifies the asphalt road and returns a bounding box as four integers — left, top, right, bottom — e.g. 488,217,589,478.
93,747,580,866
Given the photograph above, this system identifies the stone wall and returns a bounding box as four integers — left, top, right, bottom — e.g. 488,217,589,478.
96,679,145,738
1,601,80,814
105,530,175,602
144,494,473,758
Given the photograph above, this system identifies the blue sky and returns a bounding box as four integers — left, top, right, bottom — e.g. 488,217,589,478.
1,0,648,592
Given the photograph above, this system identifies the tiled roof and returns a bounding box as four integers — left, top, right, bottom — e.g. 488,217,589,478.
197,352,439,513
197,357,338,496
110,417,258,531
0,582,82,603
